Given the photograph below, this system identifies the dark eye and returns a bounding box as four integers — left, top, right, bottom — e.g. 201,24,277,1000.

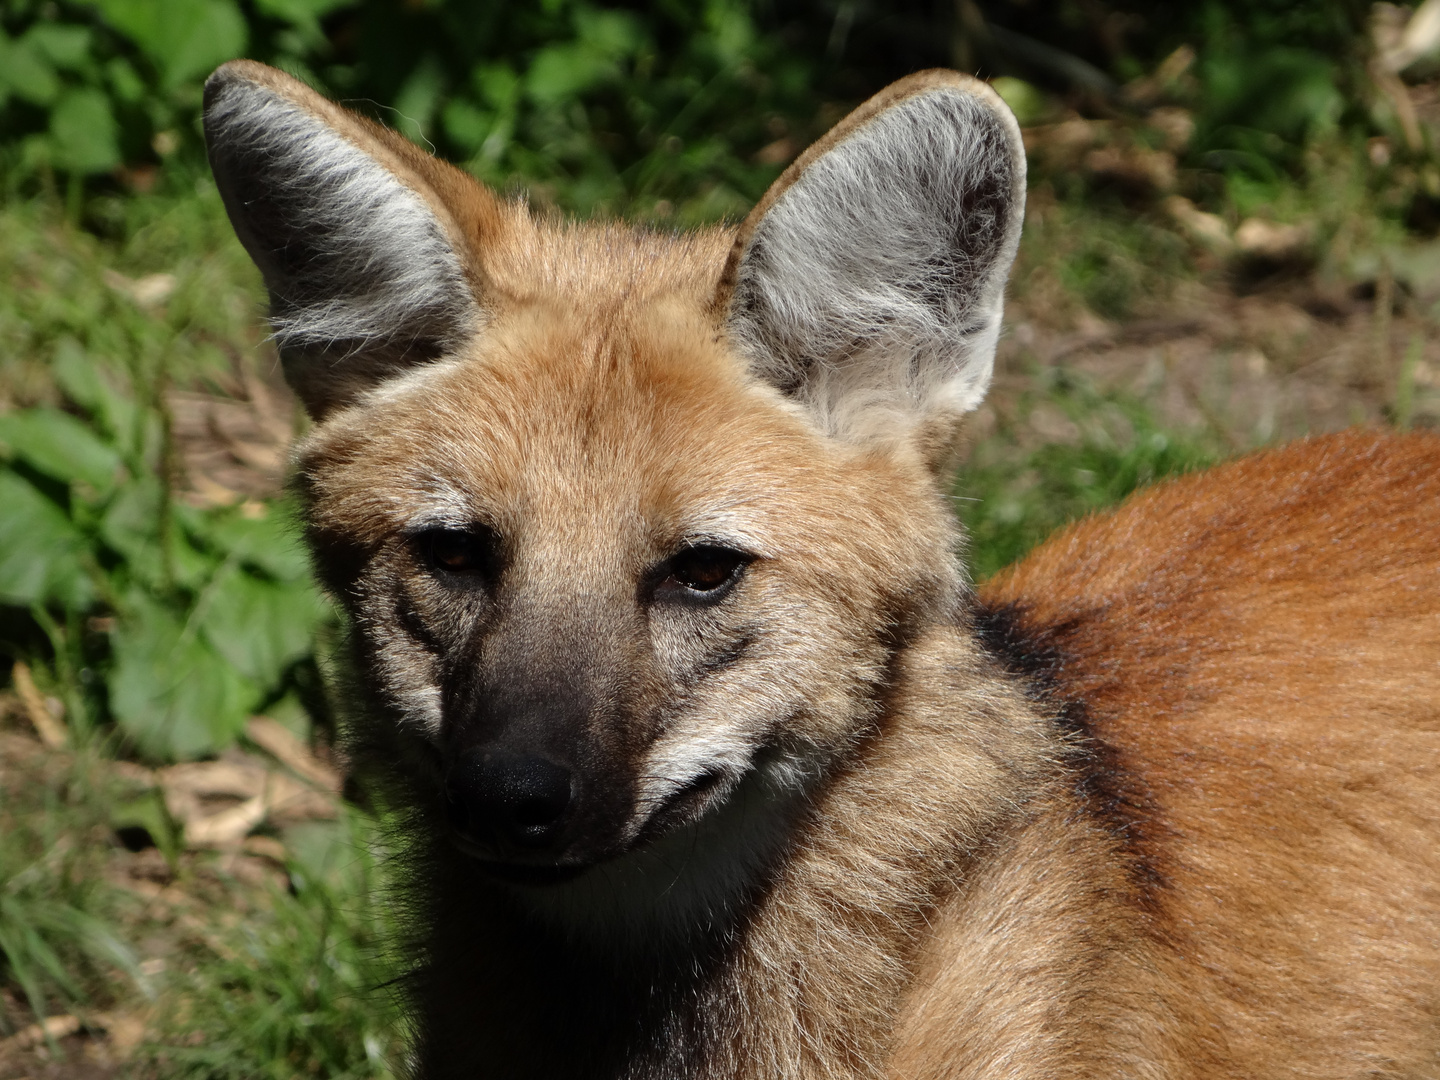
660,545,749,598
416,527,499,579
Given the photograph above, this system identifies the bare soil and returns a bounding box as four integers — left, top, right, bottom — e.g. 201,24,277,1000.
976,275,1440,457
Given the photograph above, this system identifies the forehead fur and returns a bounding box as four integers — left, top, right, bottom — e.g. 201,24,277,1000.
296,221,958,590
479,213,735,308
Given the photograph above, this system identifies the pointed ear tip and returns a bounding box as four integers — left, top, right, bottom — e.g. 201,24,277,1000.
897,69,999,98
884,70,1025,149
204,62,240,105
205,60,314,110
207,59,265,92
937,73,1023,130
204,62,264,121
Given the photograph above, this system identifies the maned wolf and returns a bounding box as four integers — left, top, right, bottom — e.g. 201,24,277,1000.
204,60,1440,1078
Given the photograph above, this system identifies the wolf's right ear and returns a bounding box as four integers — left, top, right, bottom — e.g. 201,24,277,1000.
204,61,502,419
717,71,1025,442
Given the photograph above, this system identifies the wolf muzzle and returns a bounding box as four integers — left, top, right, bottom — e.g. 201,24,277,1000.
445,748,575,852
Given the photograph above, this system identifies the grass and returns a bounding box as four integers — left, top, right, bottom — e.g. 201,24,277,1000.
1,166,335,765
956,367,1222,580
0,735,149,1037
138,814,406,1080
1015,190,1195,324
0,712,404,1079
0,171,263,414
0,174,397,1075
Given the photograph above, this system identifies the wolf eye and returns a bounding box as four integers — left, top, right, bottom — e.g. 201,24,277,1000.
660,545,749,598
416,527,499,579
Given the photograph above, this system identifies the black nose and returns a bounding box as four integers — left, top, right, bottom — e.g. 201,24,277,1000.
446,750,574,850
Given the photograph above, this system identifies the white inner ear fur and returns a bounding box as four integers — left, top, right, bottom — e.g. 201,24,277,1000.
727,88,1025,439
205,77,477,360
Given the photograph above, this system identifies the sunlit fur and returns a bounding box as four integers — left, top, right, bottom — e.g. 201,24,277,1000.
966,430,1440,1078
206,59,1440,1079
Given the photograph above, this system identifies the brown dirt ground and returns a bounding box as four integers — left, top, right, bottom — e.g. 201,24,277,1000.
975,276,1440,457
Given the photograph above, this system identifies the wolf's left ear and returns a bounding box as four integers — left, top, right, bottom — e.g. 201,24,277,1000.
718,71,1025,439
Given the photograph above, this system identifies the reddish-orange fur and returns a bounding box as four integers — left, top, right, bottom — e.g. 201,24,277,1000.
974,429,1440,1075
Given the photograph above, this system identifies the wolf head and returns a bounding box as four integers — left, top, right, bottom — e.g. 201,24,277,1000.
204,62,1025,889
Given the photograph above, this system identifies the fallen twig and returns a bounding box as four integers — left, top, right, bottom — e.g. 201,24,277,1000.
11,661,66,750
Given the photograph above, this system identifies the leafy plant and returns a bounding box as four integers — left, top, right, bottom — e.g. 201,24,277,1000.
0,178,335,762
369,0,814,220
0,0,812,222
0,4,1427,1077
0,0,354,187
0,399,330,759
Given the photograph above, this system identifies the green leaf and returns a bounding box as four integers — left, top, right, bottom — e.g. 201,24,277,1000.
92,0,247,88
701,0,753,65
206,507,313,582
473,62,520,111
526,43,617,105
101,478,218,590
199,564,328,687
168,526,218,591
990,77,1049,127
51,337,138,449
25,24,94,71
392,56,445,144
442,99,493,153
49,88,122,174
166,0,248,86
110,789,182,868
0,407,123,493
0,473,95,609
104,57,146,104
0,36,61,106
109,593,261,760
574,8,642,58
100,476,164,584
254,0,358,24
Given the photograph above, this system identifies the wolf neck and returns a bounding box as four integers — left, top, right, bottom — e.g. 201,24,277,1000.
415,622,1054,1080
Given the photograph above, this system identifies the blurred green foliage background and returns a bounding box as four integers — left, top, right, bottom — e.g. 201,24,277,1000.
0,0,1391,217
